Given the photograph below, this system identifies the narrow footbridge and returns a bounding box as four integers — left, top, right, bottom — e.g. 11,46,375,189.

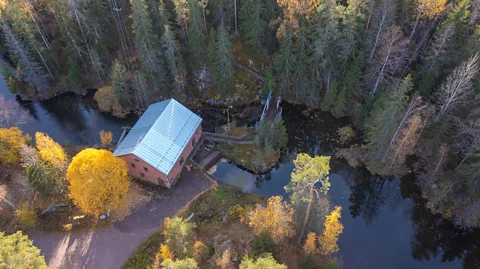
233,62,266,82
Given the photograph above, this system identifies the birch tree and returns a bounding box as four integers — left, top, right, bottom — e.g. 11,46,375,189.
366,25,409,97
0,19,49,91
0,95,29,128
436,53,479,118
366,0,396,63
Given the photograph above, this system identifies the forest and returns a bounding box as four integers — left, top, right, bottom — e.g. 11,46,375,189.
1,0,480,231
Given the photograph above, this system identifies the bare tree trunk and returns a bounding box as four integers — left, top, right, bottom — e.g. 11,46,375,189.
409,12,421,42
297,186,313,246
203,4,208,35
234,0,238,35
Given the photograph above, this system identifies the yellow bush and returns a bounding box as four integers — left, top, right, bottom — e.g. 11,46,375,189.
193,240,210,263
228,204,246,223
160,244,174,261
35,132,67,170
99,130,113,145
0,127,29,165
15,202,37,228
249,196,295,243
94,86,127,118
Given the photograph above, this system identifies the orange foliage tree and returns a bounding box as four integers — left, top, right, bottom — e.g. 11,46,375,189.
99,130,113,145
66,149,130,215
303,232,317,254
249,196,295,243
276,0,317,37
35,132,67,170
0,127,29,165
318,206,344,256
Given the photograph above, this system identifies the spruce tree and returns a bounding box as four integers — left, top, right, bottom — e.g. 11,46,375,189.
320,81,339,112
67,57,83,94
240,0,267,53
211,25,234,96
331,48,365,118
364,76,412,173
130,0,166,96
162,25,187,92
187,0,207,68
293,18,312,104
274,28,296,98
110,58,132,107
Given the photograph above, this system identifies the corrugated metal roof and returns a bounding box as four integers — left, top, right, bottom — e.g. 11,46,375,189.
114,99,202,175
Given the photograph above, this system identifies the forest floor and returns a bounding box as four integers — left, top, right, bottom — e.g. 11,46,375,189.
26,168,212,269
123,184,316,269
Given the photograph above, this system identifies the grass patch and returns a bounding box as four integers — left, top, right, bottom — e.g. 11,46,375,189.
121,231,164,269
217,143,279,173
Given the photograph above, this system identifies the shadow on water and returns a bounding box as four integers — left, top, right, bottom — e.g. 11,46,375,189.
212,103,480,269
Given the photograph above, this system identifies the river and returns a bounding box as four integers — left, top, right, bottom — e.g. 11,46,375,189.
1,76,478,268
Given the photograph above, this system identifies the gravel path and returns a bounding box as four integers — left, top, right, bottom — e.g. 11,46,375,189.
29,169,212,269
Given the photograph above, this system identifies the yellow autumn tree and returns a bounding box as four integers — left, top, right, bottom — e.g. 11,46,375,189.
0,127,29,165
318,206,344,256
66,149,130,215
276,0,317,37
94,86,128,118
303,232,317,255
99,130,113,145
35,132,67,170
160,244,174,260
249,196,295,243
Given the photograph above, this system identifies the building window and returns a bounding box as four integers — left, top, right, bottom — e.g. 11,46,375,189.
140,173,145,177
192,137,196,147
179,157,184,166
131,163,136,168
143,167,148,172
134,158,140,162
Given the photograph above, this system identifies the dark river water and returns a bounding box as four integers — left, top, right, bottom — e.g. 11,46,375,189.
1,74,479,268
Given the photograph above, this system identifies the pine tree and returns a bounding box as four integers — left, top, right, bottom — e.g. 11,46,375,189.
240,0,267,53
162,25,187,92
263,67,276,95
211,25,234,96
187,0,207,67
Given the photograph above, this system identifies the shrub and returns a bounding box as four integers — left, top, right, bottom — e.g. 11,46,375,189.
160,244,174,261
193,240,211,263
251,231,275,258
15,202,37,228
299,255,316,269
163,217,196,259
100,130,113,145
229,204,246,222
322,258,339,269
336,126,355,145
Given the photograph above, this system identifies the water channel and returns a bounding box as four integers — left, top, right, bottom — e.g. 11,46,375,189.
1,74,479,268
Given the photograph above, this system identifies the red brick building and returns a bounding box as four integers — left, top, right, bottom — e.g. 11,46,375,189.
114,99,202,187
